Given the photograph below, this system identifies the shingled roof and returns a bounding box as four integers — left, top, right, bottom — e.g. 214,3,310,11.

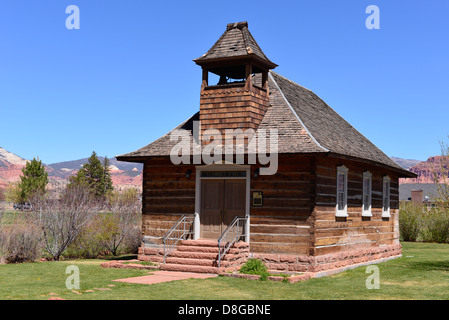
194,21,277,69
116,71,414,177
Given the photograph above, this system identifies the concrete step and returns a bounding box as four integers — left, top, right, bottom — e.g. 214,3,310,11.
160,263,242,274
176,245,249,255
180,239,249,249
167,256,247,267
168,249,247,261
139,252,246,266
161,263,220,274
180,239,219,247
138,240,250,274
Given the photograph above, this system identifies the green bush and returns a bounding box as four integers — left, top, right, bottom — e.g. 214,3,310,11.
63,214,109,259
239,258,270,280
421,209,449,243
399,201,423,242
400,200,449,243
64,213,142,259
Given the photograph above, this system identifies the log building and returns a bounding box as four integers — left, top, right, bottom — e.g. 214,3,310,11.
117,21,415,274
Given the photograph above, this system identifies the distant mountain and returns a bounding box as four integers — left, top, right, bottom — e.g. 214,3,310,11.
0,147,142,192
390,157,422,170
0,147,28,189
0,147,28,167
2,151,439,192
399,156,449,184
47,157,143,191
48,157,142,173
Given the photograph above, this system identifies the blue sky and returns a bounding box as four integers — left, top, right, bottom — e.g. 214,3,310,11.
0,0,448,164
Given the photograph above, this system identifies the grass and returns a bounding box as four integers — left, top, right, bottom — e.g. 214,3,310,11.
1,242,449,300
0,210,33,226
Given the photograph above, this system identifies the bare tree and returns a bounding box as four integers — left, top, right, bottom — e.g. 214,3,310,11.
0,213,42,263
431,140,449,208
32,185,100,260
102,188,141,256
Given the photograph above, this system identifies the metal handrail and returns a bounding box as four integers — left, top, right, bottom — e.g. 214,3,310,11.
217,215,248,268
162,215,195,264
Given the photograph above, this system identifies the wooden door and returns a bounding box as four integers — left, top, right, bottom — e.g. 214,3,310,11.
200,179,246,239
200,179,223,239
222,180,246,234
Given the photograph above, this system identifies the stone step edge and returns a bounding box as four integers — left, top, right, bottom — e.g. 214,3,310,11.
176,245,249,254
140,246,249,256
153,256,247,267
161,263,242,274
168,250,248,261
180,240,249,248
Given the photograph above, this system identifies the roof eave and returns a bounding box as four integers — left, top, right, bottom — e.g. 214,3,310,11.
115,155,170,163
327,152,418,178
193,54,278,70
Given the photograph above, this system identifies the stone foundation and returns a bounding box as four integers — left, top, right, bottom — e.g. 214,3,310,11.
138,240,249,274
252,243,402,273
137,242,401,277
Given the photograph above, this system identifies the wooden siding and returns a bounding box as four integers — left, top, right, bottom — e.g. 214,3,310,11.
140,154,401,258
199,83,269,141
142,158,196,242
311,156,400,256
249,154,314,255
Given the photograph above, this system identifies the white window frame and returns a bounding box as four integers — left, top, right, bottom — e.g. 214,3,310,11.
362,171,372,217
382,175,391,217
336,165,348,217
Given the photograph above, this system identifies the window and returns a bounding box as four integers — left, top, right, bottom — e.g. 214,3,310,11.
200,171,247,178
362,171,372,217
382,176,391,217
336,166,348,217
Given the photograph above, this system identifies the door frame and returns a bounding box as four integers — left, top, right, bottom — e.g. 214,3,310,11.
194,163,250,242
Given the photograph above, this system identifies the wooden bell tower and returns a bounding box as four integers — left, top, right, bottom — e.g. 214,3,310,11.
193,21,277,144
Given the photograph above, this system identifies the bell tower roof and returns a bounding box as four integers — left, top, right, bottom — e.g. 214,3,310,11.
194,21,278,70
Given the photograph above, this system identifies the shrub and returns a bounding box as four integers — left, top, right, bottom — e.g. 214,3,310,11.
64,213,142,259
102,188,141,256
239,258,270,280
33,185,99,261
399,201,423,242
4,182,22,204
63,214,109,259
421,209,449,243
0,215,42,264
120,225,142,255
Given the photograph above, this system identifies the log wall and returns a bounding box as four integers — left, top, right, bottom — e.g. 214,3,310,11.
249,154,314,255
312,156,400,256
139,155,401,258
142,158,196,244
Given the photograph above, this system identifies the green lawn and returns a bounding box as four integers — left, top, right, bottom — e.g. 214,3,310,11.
0,242,448,300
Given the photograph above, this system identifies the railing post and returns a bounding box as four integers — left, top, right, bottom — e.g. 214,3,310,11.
163,237,166,264
161,215,195,264
217,215,249,268
194,212,200,240
245,214,249,243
